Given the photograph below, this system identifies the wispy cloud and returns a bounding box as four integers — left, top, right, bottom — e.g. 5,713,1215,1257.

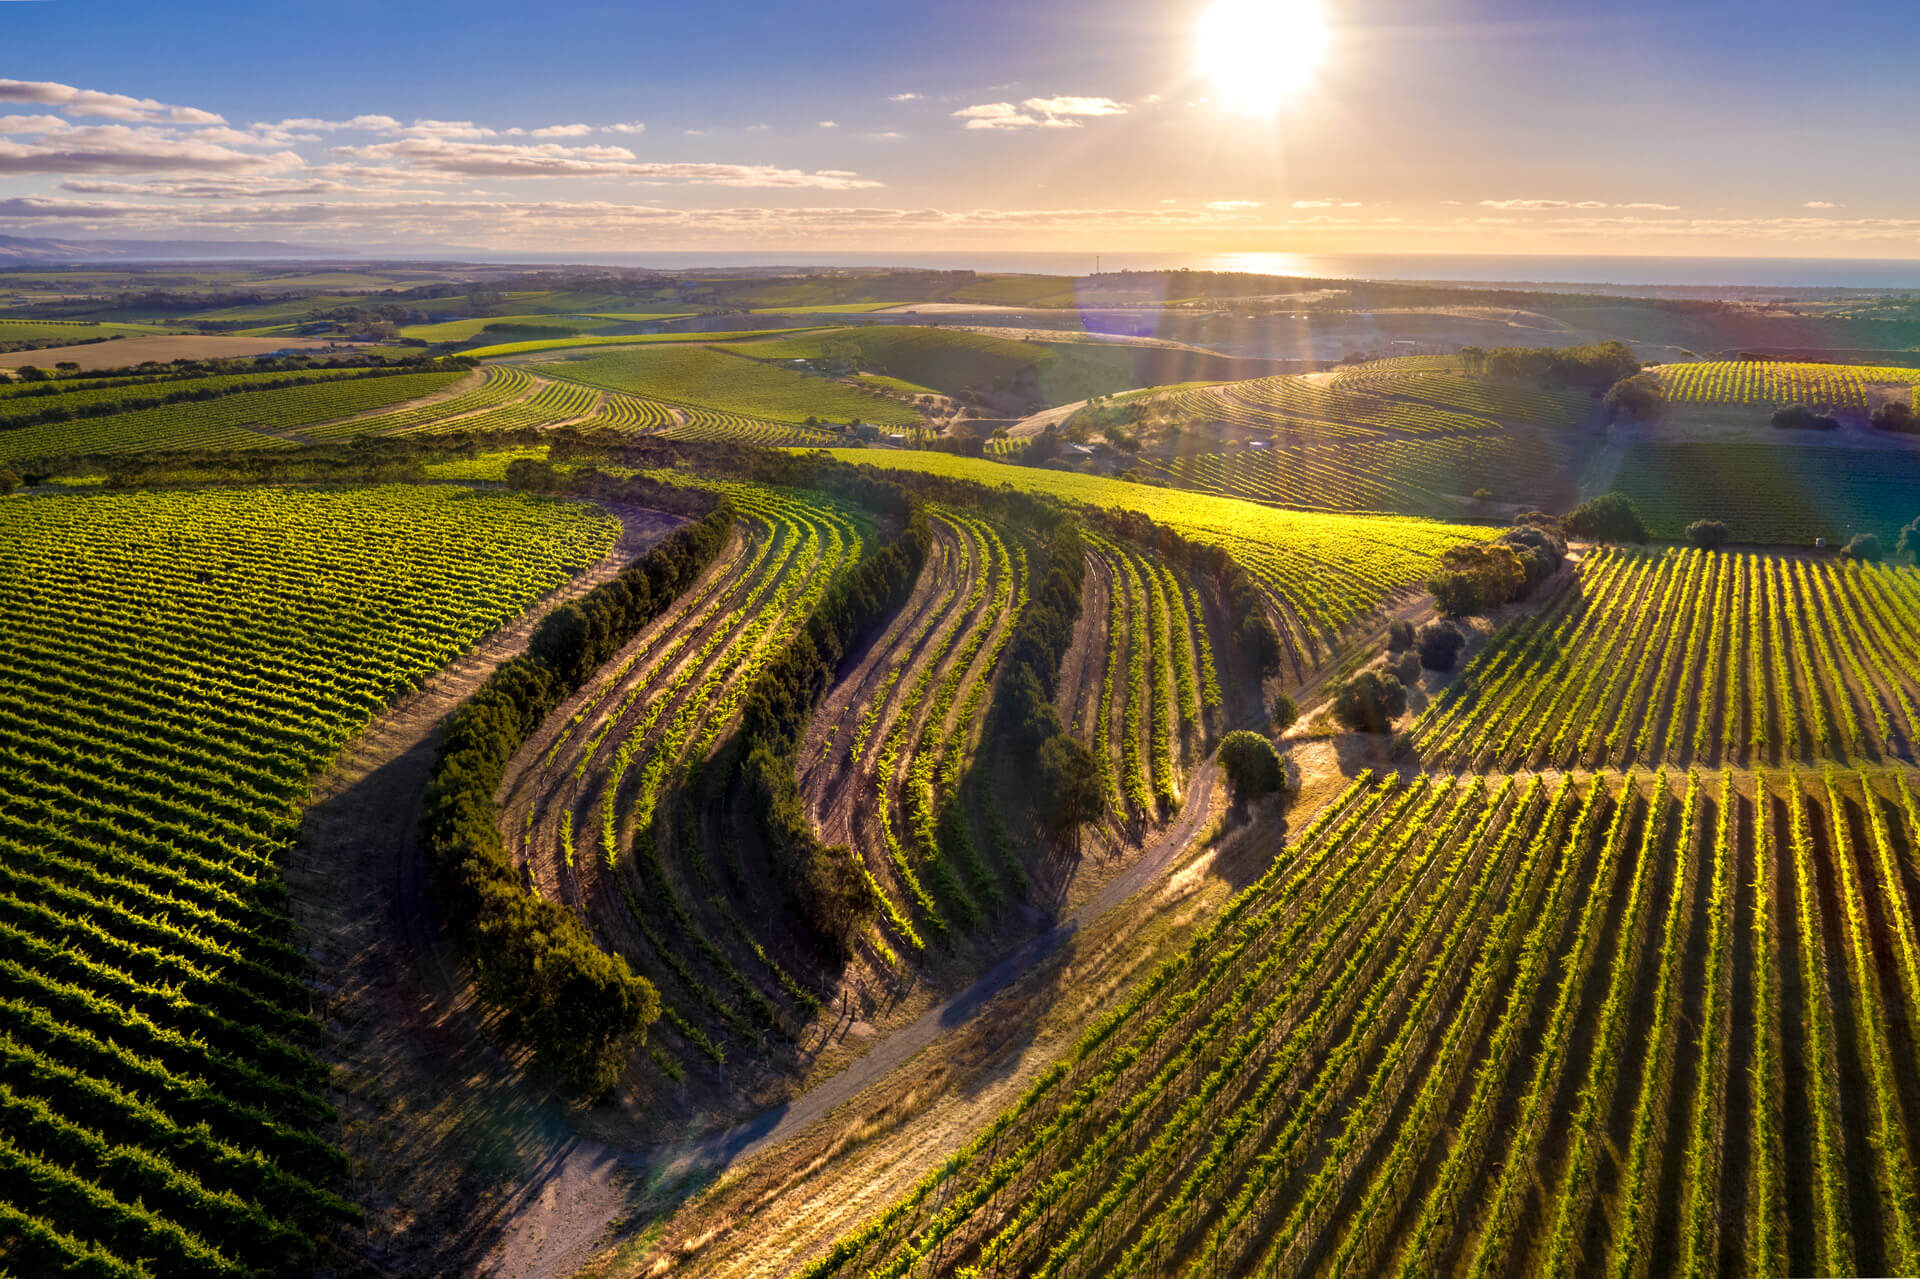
1804,200,1842,209
0,79,223,124
888,92,921,102
335,136,881,187
954,95,1128,130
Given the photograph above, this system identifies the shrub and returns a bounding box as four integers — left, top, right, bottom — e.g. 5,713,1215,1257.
1871,402,1917,434
1393,650,1423,685
1386,619,1415,652
1219,730,1286,805
1770,404,1840,431
1843,533,1884,562
1428,543,1524,617
0,466,19,496
1563,491,1648,543
1271,692,1299,733
1037,734,1104,835
1418,621,1466,671
503,457,561,492
1686,518,1731,550
1900,517,1920,563
1602,371,1666,423
1331,670,1407,734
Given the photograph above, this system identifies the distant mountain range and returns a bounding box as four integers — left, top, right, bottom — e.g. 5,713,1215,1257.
0,235,354,263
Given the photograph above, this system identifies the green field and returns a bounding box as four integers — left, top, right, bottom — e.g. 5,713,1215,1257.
463,327,825,359
399,314,631,343
0,486,616,1276
532,345,921,426
0,370,463,461
0,318,164,344
1614,441,1920,544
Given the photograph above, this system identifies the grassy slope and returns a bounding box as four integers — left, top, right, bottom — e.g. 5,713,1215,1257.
532,344,921,425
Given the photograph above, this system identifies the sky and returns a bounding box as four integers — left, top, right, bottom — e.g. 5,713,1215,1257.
3,0,1919,260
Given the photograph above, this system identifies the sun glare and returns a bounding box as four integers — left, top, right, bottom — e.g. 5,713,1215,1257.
1197,0,1331,113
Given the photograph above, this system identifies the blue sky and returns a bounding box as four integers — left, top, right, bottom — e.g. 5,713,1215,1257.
4,0,1917,257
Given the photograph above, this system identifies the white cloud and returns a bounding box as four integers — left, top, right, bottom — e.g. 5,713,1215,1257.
335,136,881,187
1805,200,1842,209
1207,199,1263,210
274,115,403,132
531,123,594,138
1291,197,1361,209
605,122,647,135
0,114,69,135
0,125,300,176
889,92,922,102
818,120,839,129
954,95,1128,130
0,79,223,124
0,195,152,218
1618,202,1681,211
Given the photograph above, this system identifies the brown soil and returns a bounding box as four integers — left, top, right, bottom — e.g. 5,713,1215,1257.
0,333,354,369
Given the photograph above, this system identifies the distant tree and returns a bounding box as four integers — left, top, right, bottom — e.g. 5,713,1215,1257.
1871,402,1917,434
0,466,19,496
1686,519,1731,550
15,366,48,382
1386,619,1415,653
1843,533,1884,562
1331,670,1407,734
1563,492,1648,543
1472,487,1495,506
54,361,79,373
1418,621,1466,671
1771,404,1840,431
1038,735,1104,839
1900,517,1920,563
1602,372,1666,423
1459,346,1488,375
503,458,560,492
1220,731,1287,806
1270,692,1300,733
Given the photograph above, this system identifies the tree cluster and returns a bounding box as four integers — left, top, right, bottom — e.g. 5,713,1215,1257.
1770,404,1840,432
1418,621,1466,671
1871,402,1917,434
1686,519,1731,549
992,522,1097,838
1460,341,1639,393
1562,492,1649,543
735,489,929,955
1601,371,1667,423
1219,731,1287,807
1429,518,1564,617
1331,669,1408,734
423,500,732,1095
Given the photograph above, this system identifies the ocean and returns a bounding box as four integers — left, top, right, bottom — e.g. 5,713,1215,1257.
482,250,1920,292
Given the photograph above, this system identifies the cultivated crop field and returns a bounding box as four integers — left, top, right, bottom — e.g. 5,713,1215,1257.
531,344,922,426
1657,360,1920,411
0,486,616,1276
815,449,1493,674
808,766,1920,1278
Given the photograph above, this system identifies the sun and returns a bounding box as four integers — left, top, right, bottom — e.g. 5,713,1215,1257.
1197,0,1332,113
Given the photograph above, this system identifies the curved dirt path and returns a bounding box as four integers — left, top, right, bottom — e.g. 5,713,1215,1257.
287,502,679,1278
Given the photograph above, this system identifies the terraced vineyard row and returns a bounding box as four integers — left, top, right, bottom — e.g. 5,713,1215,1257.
821,450,1492,679
809,767,1920,1279
1213,373,1509,438
0,487,617,1277
1139,431,1573,517
303,365,534,438
0,370,464,461
800,507,1030,940
1657,359,1920,410
1416,547,1920,768
503,481,873,1071
1074,533,1222,825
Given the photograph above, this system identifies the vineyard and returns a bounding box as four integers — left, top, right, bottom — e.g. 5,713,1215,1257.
529,343,922,426
0,369,464,461
1657,360,1920,411
1614,440,1920,544
1137,430,1575,517
499,479,876,1074
0,487,617,1276
1415,547,1920,768
807,766,1920,1279
819,450,1492,676
798,506,1033,938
